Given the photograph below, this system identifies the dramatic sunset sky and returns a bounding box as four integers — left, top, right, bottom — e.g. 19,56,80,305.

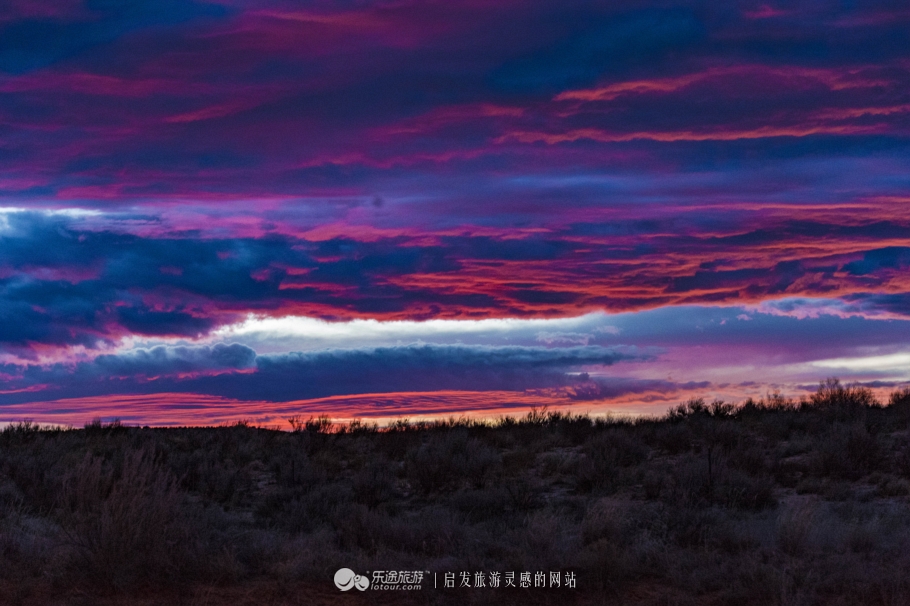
1,1,910,425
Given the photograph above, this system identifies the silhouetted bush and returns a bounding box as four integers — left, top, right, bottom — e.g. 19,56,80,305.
351,458,396,508
575,429,648,493
405,429,500,494
889,386,910,426
56,448,202,591
813,422,882,479
809,378,880,420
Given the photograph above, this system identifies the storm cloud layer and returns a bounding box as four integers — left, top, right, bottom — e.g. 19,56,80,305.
5,210,910,353
1,1,910,421
0,343,644,404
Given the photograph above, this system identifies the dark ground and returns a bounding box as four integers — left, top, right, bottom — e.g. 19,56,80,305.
3,378,910,605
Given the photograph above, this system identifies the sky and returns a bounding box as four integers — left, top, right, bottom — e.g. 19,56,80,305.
1,0,910,426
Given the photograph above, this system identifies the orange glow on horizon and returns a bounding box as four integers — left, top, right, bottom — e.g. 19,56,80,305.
0,389,702,428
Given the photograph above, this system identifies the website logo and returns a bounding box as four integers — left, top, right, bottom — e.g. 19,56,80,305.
334,568,370,591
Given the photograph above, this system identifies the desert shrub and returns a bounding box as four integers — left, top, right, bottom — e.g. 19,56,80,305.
812,422,882,479
269,527,347,581
642,469,669,500
581,499,630,545
888,387,910,426
503,473,541,511
664,453,712,507
0,432,83,517
463,438,502,487
668,398,736,421
338,419,379,434
576,538,635,592
736,396,804,442
173,445,232,501
809,378,880,421
594,429,649,466
351,458,397,508
520,509,580,570
662,503,716,547
391,506,462,556
56,448,201,592
706,420,748,452
0,494,58,585
729,443,769,475
875,474,910,497
405,430,500,494
260,482,351,533
667,398,709,420
0,421,47,442
270,449,323,488
83,418,127,436
738,393,797,417
574,429,648,493
537,449,576,478
572,452,616,495
332,502,461,557
663,452,775,511
554,413,595,444
523,407,552,426
713,469,776,511
776,498,818,556
893,437,910,478
650,422,694,454
287,414,333,434
446,486,513,522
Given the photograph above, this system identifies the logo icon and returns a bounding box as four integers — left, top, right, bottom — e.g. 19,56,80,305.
334,568,370,591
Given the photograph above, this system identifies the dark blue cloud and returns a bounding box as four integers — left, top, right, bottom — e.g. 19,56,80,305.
568,376,712,400
595,304,910,357
843,247,910,275
0,0,228,73
842,292,910,316
0,343,648,404
492,7,705,94
91,343,256,377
